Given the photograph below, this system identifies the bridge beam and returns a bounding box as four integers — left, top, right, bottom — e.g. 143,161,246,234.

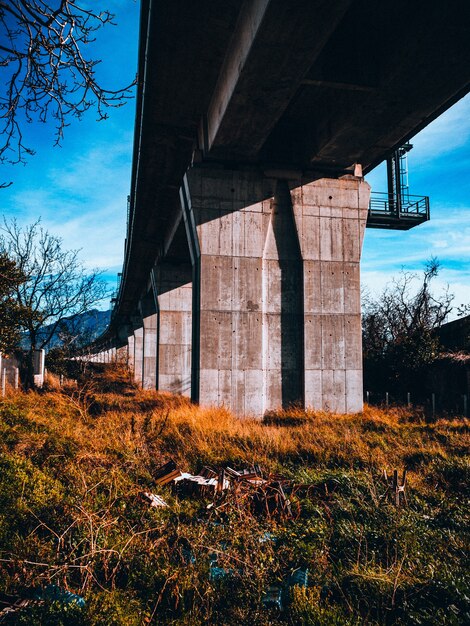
203,0,352,160
183,167,370,416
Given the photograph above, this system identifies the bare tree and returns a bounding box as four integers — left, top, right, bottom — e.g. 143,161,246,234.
0,251,30,353
457,303,470,318
0,218,110,382
0,0,135,171
362,258,454,398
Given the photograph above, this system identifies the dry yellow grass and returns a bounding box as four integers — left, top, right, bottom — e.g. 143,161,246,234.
13,364,468,489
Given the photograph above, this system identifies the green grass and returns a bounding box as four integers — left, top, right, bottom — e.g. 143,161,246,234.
0,366,468,625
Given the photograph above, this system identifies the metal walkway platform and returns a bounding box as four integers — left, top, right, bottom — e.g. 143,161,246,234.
367,192,430,230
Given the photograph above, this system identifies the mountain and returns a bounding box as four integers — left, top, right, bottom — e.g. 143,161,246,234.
22,309,111,351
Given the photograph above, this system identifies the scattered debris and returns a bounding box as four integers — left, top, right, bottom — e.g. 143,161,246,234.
33,584,86,608
0,596,33,621
0,585,85,622
262,569,308,612
258,532,277,544
175,474,226,498
382,469,408,507
262,585,283,610
142,491,169,508
209,566,236,581
154,460,182,485
209,546,240,581
151,459,297,519
288,568,308,589
252,481,292,518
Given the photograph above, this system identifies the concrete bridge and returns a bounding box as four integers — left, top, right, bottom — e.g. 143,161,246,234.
92,0,470,416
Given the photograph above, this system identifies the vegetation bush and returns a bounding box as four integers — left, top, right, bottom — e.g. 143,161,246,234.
0,365,468,624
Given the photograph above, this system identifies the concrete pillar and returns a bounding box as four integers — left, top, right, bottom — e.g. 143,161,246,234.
183,168,370,416
116,345,128,364
263,181,304,411
156,262,192,396
291,176,370,413
142,313,158,390
184,168,275,415
133,327,144,387
128,335,135,373
33,349,45,387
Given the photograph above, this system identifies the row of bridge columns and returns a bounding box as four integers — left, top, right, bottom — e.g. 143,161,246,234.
94,168,370,417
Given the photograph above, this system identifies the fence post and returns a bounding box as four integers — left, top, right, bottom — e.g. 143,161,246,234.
463,394,468,417
13,367,19,390
431,393,435,418
385,392,389,408
407,392,411,407
1,367,6,398
366,390,370,404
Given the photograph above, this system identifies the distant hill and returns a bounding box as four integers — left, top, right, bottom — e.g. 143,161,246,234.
22,309,111,351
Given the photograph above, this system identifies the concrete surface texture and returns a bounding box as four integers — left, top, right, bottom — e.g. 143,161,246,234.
127,334,135,373
133,327,144,387
184,169,370,415
142,313,158,390
116,345,128,364
33,349,45,388
157,262,192,396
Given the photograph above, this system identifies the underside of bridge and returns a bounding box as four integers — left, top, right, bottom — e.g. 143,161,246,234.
92,0,470,416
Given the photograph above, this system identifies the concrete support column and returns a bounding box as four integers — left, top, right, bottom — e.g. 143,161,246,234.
133,327,144,387
33,349,45,387
142,313,158,389
183,168,370,416
184,168,276,415
116,345,127,364
291,176,370,412
128,335,135,373
156,262,192,396
263,181,304,411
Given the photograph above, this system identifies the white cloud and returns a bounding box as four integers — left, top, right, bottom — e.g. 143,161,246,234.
409,93,470,163
6,137,132,273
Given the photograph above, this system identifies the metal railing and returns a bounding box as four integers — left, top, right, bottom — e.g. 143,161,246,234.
367,192,429,229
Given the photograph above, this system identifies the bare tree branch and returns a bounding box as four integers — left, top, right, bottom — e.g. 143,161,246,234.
362,260,455,397
0,0,136,165
0,218,110,383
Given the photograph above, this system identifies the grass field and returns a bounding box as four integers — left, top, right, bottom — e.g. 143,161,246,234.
0,365,468,625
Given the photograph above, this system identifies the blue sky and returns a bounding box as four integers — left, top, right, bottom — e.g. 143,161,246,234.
363,95,470,317
1,1,468,317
